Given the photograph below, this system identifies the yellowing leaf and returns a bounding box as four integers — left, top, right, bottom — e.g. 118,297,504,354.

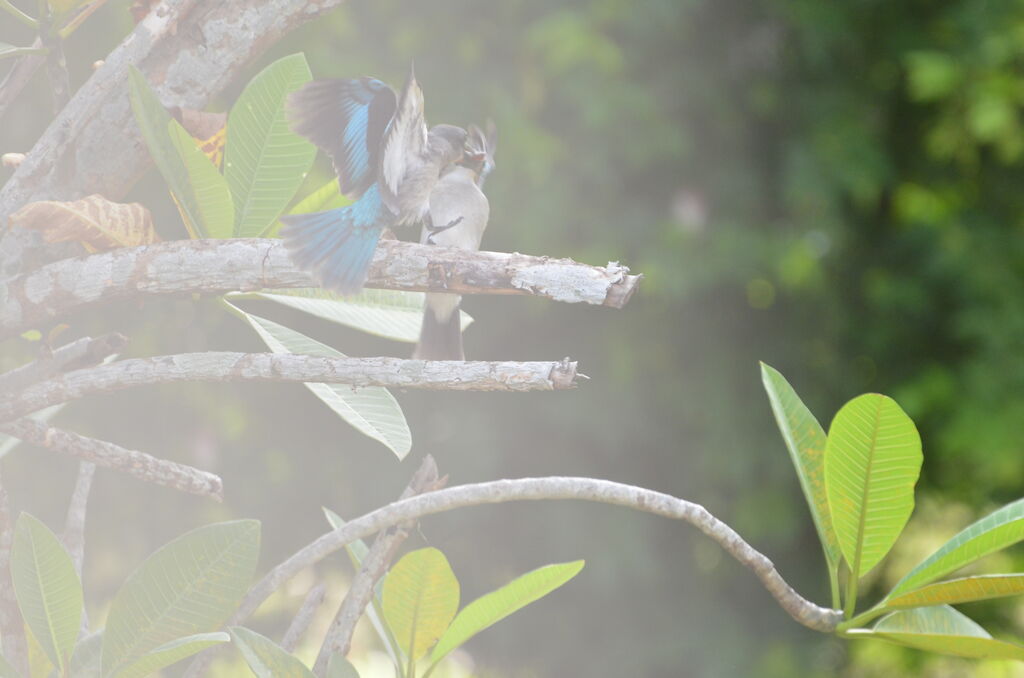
382,548,460,661
883,574,1024,610
9,195,158,252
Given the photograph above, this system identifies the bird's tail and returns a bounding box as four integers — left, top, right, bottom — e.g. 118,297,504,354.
414,294,464,360
280,188,386,295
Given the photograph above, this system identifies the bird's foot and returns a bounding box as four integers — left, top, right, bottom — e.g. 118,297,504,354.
425,216,464,245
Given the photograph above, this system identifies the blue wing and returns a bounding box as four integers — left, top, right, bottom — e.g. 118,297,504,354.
287,77,397,197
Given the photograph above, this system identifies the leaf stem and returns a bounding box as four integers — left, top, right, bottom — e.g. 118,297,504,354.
0,0,37,28
0,46,49,60
828,564,841,611
844,575,858,619
837,605,889,632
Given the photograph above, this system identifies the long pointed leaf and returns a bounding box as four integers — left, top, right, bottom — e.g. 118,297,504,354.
234,289,473,343
225,302,412,459
128,67,233,239
167,119,235,239
382,548,460,661
326,654,360,678
847,605,1024,660
887,497,1024,599
230,627,316,678
101,520,260,677
70,631,103,678
10,513,82,673
883,574,1024,609
760,363,840,570
429,560,584,667
224,53,315,237
113,632,228,678
825,393,922,578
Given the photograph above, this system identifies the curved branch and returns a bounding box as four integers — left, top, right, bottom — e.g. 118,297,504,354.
0,239,640,339
0,353,579,423
230,477,842,634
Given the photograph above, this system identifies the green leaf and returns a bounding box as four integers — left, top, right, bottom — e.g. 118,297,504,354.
886,498,1024,599
847,605,1024,660
265,178,351,238
70,631,103,678
101,520,260,677
326,654,361,678
128,66,234,238
224,53,316,237
10,513,82,673
429,560,584,668
225,302,411,459
167,119,235,238
230,627,316,678
48,0,87,17
234,289,473,343
760,363,840,570
0,653,21,678
382,548,460,661
825,393,922,578
322,508,402,667
113,633,229,678
882,574,1024,610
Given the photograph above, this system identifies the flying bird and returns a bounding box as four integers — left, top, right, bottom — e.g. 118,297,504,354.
414,123,496,360
280,65,467,295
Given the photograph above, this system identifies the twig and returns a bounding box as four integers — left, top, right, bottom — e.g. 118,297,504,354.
0,42,45,125
62,461,95,576
0,0,37,28
0,470,27,675
0,333,127,393
279,583,326,654
40,18,71,113
0,419,223,500
0,239,640,339
63,460,95,637
229,477,843,634
313,456,443,674
0,353,580,423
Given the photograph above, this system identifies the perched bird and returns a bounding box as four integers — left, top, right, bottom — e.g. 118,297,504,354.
280,65,467,295
414,124,496,360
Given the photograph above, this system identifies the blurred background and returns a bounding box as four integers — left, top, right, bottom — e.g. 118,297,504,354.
3,0,1024,676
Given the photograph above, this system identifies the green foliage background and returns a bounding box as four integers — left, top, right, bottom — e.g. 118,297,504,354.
3,0,1024,675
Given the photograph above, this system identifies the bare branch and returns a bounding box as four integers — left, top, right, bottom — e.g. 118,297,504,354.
0,333,127,393
0,239,640,339
0,470,27,675
279,583,326,654
314,456,443,674
0,419,223,500
62,461,95,576
63,460,95,638
230,477,842,634
0,353,579,423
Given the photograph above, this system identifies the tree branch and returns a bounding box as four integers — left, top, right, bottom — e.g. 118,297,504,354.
62,460,95,576
314,456,443,675
0,333,127,393
279,583,326,654
0,353,579,424
0,418,223,500
0,239,640,339
229,477,842,635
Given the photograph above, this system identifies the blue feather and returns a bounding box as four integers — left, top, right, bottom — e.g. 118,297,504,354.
280,185,388,295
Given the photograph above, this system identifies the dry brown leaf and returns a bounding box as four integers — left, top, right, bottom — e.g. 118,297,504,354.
10,194,159,252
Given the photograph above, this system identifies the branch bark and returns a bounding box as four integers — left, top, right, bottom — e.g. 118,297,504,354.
0,333,127,393
0,353,579,424
279,584,326,654
228,477,843,637
0,239,640,339
313,456,443,675
0,418,223,500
